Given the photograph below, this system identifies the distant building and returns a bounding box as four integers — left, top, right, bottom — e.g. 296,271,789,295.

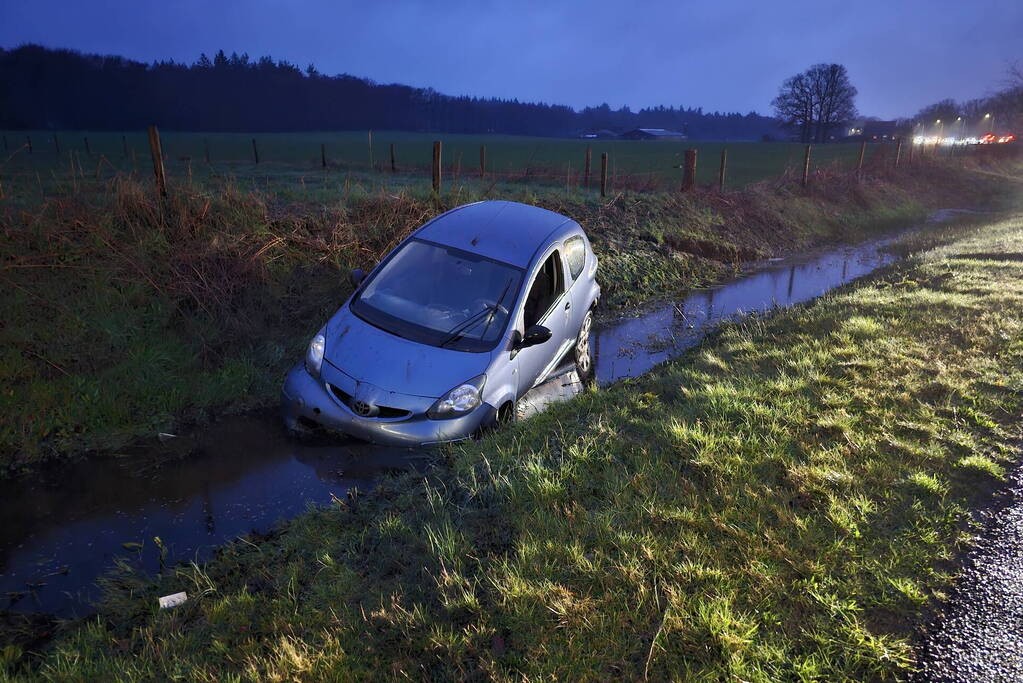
842,119,902,141
620,128,687,141
580,129,619,139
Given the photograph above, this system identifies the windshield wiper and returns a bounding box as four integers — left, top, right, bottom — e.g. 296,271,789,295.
438,277,514,348
480,277,514,341
438,307,497,348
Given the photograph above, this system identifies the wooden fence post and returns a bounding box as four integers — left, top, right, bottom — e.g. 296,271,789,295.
251,138,260,164
584,146,592,188
368,130,374,169
321,143,327,168
26,135,33,153
479,145,486,179
801,144,812,187
147,125,167,197
856,141,866,178
53,133,61,155
907,139,914,165
122,135,129,158
718,147,728,192
894,139,903,168
682,149,697,192
600,152,608,197
84,137,91,156
432,140,442,194
390,143,396,173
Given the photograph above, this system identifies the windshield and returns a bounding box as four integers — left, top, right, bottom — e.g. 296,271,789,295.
351,239,523,352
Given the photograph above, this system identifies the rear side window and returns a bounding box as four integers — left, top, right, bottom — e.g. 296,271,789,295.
564,236,586,280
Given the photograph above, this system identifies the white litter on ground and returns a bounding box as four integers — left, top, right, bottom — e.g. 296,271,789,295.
158,591,187,609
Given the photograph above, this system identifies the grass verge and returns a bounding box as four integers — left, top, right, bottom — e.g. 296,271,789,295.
15,206,1023,679
0,156,1018,474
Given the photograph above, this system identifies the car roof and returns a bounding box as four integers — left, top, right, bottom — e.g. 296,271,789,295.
414,200,575,268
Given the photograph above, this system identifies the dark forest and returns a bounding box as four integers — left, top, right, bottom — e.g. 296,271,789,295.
0,44,781,139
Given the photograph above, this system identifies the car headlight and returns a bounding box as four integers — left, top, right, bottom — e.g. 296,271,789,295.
427,374,486,419
305,329,326,378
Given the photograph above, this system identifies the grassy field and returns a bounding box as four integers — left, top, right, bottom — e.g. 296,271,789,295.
2,130,902,191
13,206,1021,679
0,151,1017,476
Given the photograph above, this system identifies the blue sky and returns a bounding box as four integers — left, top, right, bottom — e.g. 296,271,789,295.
2,0,1020,119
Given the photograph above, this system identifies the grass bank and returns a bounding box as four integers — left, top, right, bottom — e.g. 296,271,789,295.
16,207,1023,679
0,157,1017,474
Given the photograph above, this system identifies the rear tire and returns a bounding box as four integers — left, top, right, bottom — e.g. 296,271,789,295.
574,310,594,381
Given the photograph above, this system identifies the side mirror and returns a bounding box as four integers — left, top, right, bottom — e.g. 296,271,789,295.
515,325,552,350
349,268,365,288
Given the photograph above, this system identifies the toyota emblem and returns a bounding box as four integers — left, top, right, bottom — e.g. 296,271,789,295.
352,400,373,417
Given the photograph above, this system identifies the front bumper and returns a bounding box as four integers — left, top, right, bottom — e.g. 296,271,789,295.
280,363,496,447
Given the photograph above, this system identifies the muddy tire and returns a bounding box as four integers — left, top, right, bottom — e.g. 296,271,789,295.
574,310,594,381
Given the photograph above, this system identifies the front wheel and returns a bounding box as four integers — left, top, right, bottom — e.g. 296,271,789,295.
497,400,516,425
573,310,593,381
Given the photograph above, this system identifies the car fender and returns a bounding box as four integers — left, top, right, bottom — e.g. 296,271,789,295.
482,350,518,413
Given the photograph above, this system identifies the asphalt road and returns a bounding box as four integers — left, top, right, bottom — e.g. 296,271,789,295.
914,466,1023,681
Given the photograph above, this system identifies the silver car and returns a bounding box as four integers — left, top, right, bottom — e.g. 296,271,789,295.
280,200,600,446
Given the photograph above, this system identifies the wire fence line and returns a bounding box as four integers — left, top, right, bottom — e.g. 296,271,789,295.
1,128,1018,201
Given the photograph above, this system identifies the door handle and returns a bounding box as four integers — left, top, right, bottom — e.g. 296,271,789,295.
564,301,572,311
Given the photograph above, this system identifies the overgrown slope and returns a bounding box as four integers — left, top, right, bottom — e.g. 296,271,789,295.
0,159,1016,473
22,207,1023,680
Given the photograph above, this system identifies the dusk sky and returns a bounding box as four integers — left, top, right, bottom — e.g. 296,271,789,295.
2,0,1020,120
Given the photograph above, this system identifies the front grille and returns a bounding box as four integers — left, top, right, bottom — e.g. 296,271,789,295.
327,383,411,419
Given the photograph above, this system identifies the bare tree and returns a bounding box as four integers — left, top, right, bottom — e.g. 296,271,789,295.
773,64,857,143
807,64,857,142
1004,59,1023,88
910,61,1023,137
914,98,961,125
772,73,815,143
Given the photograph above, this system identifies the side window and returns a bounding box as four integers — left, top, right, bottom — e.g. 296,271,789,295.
522,251,565,328
564,236,586,280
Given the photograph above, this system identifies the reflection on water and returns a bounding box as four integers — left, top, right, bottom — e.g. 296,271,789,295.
0,418,425,616
1,221,933,618
593,234,897,383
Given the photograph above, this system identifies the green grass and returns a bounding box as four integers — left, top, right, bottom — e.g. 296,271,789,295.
3,130,903,190
0,153,1017,475
22,206,1023,680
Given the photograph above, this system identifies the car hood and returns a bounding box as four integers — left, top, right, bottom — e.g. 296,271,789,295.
323,307,493,398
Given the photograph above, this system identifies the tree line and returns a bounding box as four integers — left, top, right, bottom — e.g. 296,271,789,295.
911,62,1023,136
0,44,780,140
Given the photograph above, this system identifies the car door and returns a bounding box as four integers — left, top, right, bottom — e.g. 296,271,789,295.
513,248,570,395
562,234,589,338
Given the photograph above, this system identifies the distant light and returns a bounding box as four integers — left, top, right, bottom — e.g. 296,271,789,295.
984,113,991,118
936,119,941,123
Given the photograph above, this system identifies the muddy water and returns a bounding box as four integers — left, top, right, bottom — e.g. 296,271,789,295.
0,216,950,618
